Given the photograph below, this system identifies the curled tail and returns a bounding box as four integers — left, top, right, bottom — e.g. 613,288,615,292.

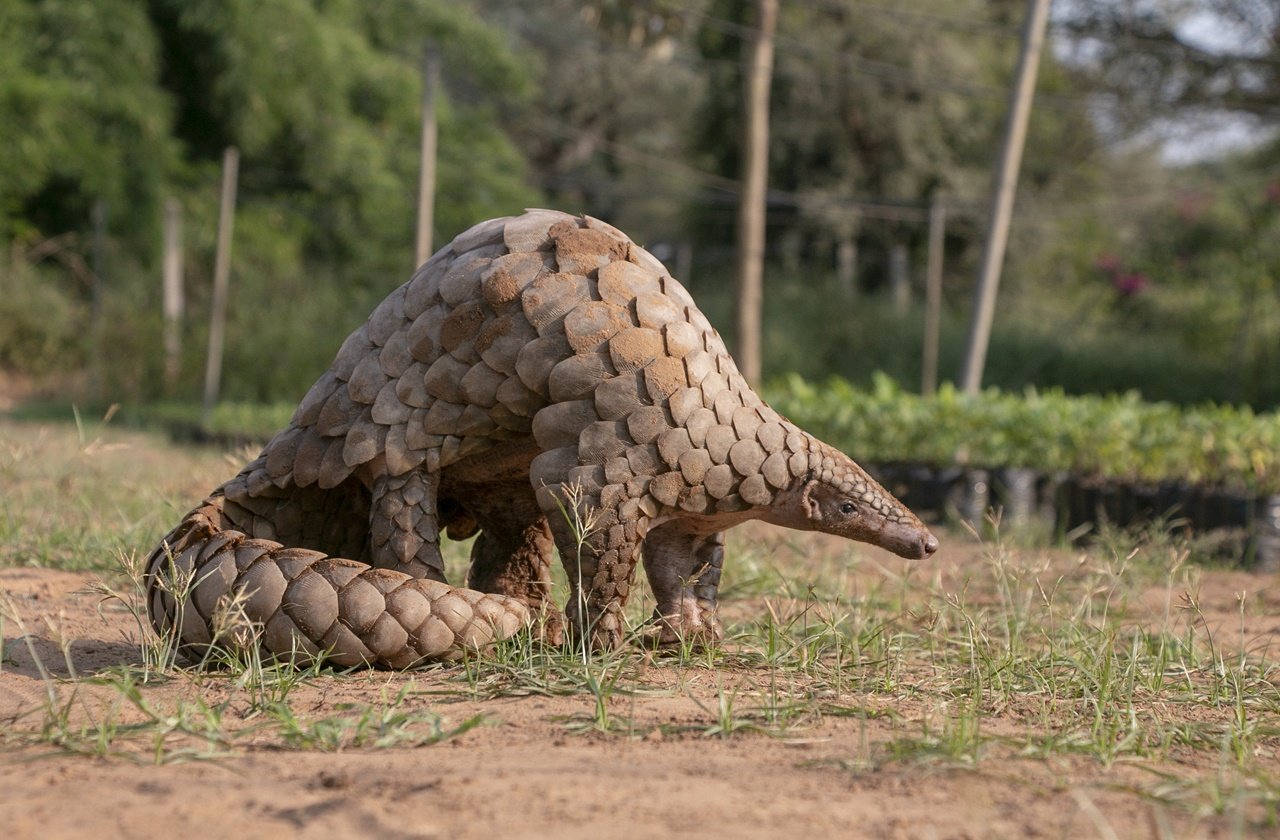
144,496,530,668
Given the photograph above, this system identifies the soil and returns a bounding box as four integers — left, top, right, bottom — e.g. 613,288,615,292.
2,534,1279,839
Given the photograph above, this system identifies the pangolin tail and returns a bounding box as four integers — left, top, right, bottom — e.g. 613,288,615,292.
143,496,530,668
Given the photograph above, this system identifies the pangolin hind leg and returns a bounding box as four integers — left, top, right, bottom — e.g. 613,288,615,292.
469,524,563,645
368,470,447,582
438,478,565,644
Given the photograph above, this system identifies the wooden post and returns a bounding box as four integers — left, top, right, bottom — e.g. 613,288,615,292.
415,42,441,268
202,146,239,425
888,240,910,313
162,198,184,392
733,0,777,388
922,201,945,396
836,232,858,300
91,200,107,321
959,0,1051,394
88,199,108,402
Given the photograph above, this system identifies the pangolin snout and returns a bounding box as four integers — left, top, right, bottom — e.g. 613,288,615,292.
899,530,939,560
878,521,940,559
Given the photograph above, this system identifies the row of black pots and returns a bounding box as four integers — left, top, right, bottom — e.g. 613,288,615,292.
868,463,1280,571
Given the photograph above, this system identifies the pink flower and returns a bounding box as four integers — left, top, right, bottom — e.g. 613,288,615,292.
1094,253,1122,273
1177,192,1209,221
1113,272,1149,297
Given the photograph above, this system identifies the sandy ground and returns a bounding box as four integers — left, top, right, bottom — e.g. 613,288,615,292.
3,535,1279,840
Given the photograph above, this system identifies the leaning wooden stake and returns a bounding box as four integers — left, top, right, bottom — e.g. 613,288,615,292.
959,0,1051,394
202,146,239,425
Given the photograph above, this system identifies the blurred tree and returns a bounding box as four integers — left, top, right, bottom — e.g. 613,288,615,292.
7,0,1265,407
470,0,712,243
692,2,1104,299
0,0,539,273
0,0,176,248
1058,0,1279,129
1052,1,1280,402
0,0,544,401
147,0,539,279
1094,150,1280,404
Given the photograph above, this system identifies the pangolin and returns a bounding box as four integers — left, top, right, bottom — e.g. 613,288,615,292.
145,209,938,667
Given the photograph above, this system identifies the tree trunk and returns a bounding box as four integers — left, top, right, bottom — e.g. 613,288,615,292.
162,198,184,393
675,241,693,288
921,202,945,396
733,0,777,388
202,147,239,425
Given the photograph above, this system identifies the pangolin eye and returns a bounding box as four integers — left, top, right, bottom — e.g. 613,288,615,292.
839,501,857,515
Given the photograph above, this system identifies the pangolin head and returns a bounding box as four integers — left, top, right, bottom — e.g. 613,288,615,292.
767,441,938,560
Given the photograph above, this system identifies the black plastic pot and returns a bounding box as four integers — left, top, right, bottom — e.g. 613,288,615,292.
1198,489,1253,532
1062,478,1104,536
1250,494,1280,572
991,467,1039,528
945,468,990,528
867,462,1275,570
868,463,942,520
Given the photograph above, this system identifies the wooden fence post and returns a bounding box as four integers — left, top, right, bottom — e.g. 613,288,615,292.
202,146,239,425
163,198,184,392
415,42,441,268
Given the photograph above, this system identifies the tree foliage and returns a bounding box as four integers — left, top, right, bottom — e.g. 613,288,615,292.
0,0,175,245
1058,0,1279,123
2,0,538,277
1,0,545,401
471,0,713,241
2,0,1276,409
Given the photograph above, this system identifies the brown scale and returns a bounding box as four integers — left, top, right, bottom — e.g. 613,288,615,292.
145,209,938,667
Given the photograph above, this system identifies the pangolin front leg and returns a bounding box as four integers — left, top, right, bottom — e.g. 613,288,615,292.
556,523,643,651
532,457,649,650
642,523,724,646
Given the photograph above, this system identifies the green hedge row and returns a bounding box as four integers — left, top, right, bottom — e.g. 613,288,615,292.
765,374,1280,494
90,373,1280,496
112,401,296,444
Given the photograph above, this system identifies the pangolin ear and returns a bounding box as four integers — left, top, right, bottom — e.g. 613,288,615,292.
800,478,822,521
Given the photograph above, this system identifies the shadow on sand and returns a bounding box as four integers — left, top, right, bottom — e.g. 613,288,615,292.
4,635,145,679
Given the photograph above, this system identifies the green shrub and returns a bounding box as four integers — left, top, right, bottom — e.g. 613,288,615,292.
0,265,87,375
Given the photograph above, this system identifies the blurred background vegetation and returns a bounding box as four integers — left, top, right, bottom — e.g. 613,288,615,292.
1,0,1278,414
